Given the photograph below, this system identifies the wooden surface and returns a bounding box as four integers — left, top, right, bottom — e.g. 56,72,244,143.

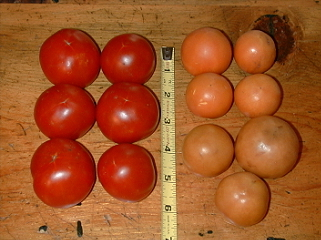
1,1,321,239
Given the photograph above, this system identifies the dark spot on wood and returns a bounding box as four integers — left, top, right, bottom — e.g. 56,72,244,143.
253,14,296,64
38,225,48,233
267,237,286,240
77,220,83,237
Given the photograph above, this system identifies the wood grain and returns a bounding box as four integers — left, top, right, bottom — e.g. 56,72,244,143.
1,2,321,239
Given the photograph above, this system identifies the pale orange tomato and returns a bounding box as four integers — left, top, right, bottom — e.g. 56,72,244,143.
235,116,300,179
234,74,282,118
215,171,270,227
185,73,233,119
181,27,232,75
234,30,276,74
182,124,234,177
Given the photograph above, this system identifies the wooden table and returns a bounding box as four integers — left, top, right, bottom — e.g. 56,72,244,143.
1,1,321,239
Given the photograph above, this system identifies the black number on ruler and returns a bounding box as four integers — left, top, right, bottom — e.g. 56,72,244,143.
165,238,173,240
164,92,171,98
164,175,171,181
165,145,170,151
165,205,172,211
164,118,170,124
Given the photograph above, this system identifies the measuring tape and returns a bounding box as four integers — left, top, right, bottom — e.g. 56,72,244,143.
160,47,177,240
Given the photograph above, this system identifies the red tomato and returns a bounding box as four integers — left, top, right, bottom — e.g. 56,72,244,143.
39,28,101,88
30,138,96,208
97,143,157,202
101,33,156,84
96,82,160,143
34,84,96,139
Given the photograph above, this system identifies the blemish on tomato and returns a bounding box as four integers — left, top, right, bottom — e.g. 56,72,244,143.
50,153,58,163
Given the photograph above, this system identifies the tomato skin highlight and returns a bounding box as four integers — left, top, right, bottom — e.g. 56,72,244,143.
97,143,157,202
39,28,101,88
31,138,96,208
34,84,96,140
96,82,160,143
101,33,156,84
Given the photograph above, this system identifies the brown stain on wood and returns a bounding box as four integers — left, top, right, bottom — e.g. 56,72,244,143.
252,14,297,64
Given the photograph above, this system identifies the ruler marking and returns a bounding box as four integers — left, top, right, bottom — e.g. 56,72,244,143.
161,46,177,240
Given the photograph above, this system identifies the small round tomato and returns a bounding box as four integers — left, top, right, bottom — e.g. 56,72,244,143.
235,116,300,179
31,138,96,208
97,143,157,202
181,27,232,75
182,124,234,177
39,28,101,88
185,73,233,119
101,33,156,84
96,82,160,143
234,30,276,74
234,74,282,118
215,171,270,227
34,84,96,139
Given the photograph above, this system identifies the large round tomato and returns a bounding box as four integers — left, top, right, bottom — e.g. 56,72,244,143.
34,84,96,139
101,33,156,84
39,28,101,88
31,138,96,208
235,116,300,179
181,27,232,75
182,124,234,177
97,143,157,202
215,172,270,227
96,82,160,143
185,73,234,119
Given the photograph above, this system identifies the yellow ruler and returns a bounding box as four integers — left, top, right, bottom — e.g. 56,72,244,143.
160,47,177,240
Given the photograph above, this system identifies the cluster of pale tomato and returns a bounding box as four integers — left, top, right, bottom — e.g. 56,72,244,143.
181,27,301,227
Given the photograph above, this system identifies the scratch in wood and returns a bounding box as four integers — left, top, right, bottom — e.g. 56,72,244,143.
0,214,12,221
8,143,15,150
17,123,27,136
121,213,136,222
298,48,321,74
4,225,17,240
103,214,112,226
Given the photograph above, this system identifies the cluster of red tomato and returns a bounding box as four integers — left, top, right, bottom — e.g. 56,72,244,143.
181,27,300,227
31,29,159,208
